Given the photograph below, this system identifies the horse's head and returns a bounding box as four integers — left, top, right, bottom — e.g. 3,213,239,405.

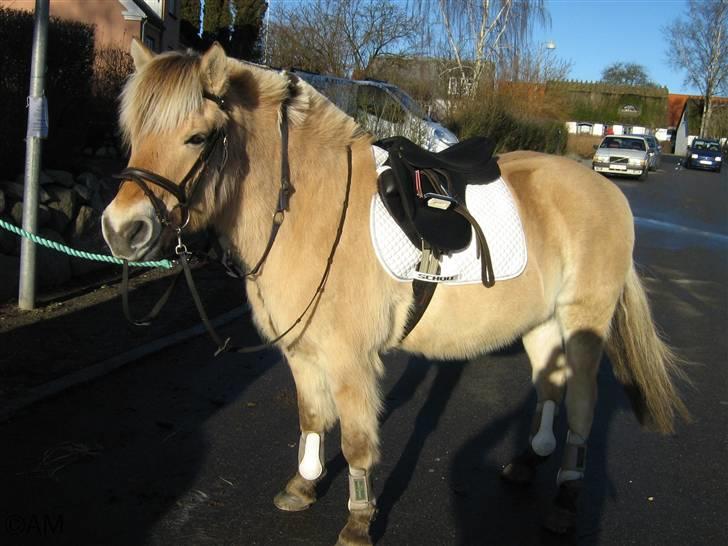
102,39,233,261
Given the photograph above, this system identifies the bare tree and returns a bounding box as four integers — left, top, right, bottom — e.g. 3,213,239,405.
418,0,548,92
341,0,419,78
498,41,571,83
665,0,728,136
268,0,419,77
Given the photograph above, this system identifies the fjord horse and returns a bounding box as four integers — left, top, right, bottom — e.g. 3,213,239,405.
102,41,688,543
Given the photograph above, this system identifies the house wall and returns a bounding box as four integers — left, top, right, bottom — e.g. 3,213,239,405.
0,0,179,52
0,0,139,48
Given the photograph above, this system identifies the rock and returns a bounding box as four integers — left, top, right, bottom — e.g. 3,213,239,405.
0,214,20,256
15,171,53,185
94,177,118,211
0,188,4,215
77,171,98,189
70,205,99,240
0,181,52,203
73,183,91,203
45,169,75,188
45,184,79,233
0,254,20,302
68,206,109,276
10,202,22,226
9,202,51,228
36,228,72,288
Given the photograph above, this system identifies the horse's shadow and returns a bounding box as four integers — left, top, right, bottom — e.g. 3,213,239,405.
365,348,626,545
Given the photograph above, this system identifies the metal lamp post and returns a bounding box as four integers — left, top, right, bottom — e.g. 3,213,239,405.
18,0,50,310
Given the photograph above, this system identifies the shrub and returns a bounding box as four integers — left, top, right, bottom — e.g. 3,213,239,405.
566,134,603,159
0,7,95,177
89,46,134,149
448,92,567,155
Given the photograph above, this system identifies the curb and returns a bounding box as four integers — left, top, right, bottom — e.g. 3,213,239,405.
0,306,248,422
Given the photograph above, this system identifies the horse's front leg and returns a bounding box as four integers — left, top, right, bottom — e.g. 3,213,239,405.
330,351,383,546
274,350,338,512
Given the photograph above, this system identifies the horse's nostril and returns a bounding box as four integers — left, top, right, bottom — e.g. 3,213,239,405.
124,219,152,249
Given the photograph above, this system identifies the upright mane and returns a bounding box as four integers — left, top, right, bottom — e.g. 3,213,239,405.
120,49,368,150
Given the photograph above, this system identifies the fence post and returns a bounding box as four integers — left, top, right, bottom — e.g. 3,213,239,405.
18,0,50,310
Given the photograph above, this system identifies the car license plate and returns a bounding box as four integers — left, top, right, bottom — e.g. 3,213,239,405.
699,160,713,165
611,164,627,170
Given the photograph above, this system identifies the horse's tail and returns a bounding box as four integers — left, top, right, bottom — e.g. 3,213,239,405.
605,264,691,434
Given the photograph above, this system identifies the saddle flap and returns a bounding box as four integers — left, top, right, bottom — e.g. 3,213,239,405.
375,136,500,253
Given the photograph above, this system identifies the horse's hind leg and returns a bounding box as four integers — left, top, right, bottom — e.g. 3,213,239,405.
502,318,567,484
329,350,383,546
544,303,613,534
274,351,338,512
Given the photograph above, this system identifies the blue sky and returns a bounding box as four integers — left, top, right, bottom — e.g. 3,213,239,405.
532,0,699,94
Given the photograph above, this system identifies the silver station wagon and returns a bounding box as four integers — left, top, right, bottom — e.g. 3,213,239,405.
592,135,650,180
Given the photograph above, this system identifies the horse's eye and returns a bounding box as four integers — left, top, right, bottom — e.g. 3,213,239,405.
185,133,207,146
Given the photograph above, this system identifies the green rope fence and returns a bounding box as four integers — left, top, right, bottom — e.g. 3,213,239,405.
0,217,175,269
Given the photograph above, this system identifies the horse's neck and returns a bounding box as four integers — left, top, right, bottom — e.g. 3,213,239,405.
219,130,347,275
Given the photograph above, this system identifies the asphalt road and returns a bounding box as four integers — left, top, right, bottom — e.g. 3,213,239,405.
1,155,726,546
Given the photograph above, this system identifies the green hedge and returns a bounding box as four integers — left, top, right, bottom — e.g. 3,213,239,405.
547,80,668,127
0,7,94,177
449,99,567,155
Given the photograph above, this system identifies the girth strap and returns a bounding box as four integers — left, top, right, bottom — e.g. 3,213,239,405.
400,279,437,341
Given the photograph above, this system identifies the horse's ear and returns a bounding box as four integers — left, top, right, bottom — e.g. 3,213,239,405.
200,42,229,96
130,38,154,71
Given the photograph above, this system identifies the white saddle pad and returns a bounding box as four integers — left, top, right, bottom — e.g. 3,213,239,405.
370,177,528,285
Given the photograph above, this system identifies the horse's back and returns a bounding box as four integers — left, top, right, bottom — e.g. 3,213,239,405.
399,151,635,359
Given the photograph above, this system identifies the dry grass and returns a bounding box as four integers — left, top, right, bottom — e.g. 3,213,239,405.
566,134,603,158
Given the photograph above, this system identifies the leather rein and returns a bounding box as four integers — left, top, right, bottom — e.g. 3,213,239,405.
116,76,353,355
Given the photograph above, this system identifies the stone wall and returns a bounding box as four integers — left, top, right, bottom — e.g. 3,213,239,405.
0,169,118,302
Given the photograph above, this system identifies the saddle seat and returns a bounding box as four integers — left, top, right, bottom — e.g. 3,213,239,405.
375,136,500,255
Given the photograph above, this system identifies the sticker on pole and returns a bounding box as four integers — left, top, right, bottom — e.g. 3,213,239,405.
27,96,49,139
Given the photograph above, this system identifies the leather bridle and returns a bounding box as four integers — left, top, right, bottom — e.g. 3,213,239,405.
113,91,230,253
116,73,353,356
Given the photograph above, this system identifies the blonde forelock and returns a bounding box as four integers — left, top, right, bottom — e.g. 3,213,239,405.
120,51,204,147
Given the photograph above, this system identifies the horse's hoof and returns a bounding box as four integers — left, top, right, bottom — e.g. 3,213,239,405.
335,506,376,546
500,447,549,484
273,490,314,512
273,472,319,512
542,480,581,534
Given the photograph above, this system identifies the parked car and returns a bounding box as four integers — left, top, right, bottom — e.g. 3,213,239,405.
642,134,662,171
292,70,459,151
684,138,722,173
592,135,650,180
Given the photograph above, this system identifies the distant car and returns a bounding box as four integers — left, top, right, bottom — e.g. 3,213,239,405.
592,135,650,180
685,138,722,173
642,134,662,171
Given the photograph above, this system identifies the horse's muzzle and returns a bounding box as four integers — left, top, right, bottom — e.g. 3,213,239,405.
102,207,160,261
